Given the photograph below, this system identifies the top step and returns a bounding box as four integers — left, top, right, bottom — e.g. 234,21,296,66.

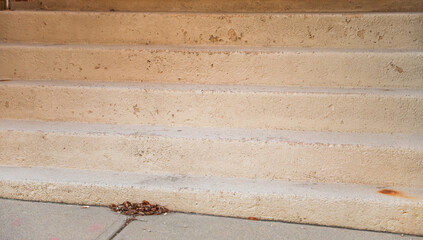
6,0,423,12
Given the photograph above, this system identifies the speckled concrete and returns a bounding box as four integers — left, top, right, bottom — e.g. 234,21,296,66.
1,167,422,235
1,81,423,134
1,11,422,49
1,119,422,187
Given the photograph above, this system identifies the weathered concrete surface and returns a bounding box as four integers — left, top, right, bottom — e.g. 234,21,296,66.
116,213,423,240
9,0,423,12
1,199,421,240
1,119,422,187
0,166,422,235
1,80,422,134
1,44,421,89
0,198,125,240
1,11,422,49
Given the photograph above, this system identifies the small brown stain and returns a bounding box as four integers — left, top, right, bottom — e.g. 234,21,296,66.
357,29,366,39
133,104,140,115
307,27,315,39
4,101,9,108
390,63,404,73
247,217,259,221
94,64,101,70
228,29,238,41
344,14,363,23
209,35,222,43
377,189,415,199
0,80,11,82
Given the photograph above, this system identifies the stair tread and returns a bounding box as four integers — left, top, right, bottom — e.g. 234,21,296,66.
1,80,422,134
2,43,421,89
1,11,422,49
1,119,422,149
0,166,422,234
2,165,422,201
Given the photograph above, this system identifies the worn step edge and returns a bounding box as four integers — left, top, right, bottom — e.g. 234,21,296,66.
1,119,422,187
1,43,421,89
1,80,422,134
0,166,422,235
1,11,422,49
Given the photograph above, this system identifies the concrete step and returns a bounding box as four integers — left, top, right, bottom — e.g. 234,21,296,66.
1,119,422,187
7,0,423,12
0,166,422,235
1,80,422,134
1,11,422,49
1,44,422,89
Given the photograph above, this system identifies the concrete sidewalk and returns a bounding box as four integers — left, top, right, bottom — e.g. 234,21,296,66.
0,198,421,240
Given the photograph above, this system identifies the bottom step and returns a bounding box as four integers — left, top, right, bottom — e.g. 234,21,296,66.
0,167,421,235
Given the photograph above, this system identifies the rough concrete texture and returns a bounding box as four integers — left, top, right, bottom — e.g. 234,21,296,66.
2,199,421,240
1,11,422,49
119,213,423,240
0,198,125,240
0,119,422,187
0,166,422,235
1,44,421,89
9,0,423,12
1,80,422,134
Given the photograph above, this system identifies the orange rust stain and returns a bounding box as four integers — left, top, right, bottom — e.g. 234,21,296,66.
133,104,140,116
377,189,415,199
247,217,259,221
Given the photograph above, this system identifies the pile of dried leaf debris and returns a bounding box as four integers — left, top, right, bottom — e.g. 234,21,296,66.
109,200,168,216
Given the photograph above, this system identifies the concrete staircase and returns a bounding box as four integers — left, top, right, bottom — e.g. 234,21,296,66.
1,0,422,235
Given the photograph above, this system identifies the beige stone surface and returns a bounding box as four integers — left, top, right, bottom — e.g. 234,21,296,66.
10,0,423,12
1,81,422,134
1,11,422,49
1,167,422,235
1,1,422,235
1,44,422,89
1,119,422,187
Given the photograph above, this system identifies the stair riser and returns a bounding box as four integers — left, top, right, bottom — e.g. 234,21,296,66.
1,11,422,49
1,83,422,134
1,167,421,235
1,45,422,89
9,0,423,13
1,130,422,187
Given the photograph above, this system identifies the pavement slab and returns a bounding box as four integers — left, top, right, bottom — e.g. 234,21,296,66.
117,213,423,240
0,198,126,240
